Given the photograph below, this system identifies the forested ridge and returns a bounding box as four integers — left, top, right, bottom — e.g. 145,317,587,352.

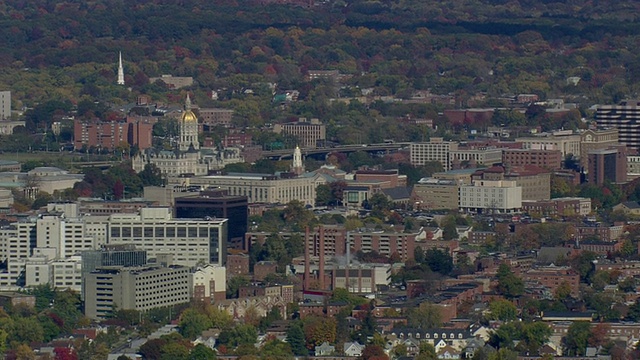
0,0,639,110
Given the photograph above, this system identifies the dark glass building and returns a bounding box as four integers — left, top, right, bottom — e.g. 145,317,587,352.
174,189,248,250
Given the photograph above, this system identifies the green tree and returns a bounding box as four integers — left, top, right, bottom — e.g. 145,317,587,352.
406,302,442,329
217,324,258,348
161,342,191,360
442,217,458,240
179,308,213,339
563,321,591,356
488,299,518,321
189,344,217,360
286,321,308,356
497,264,524,298
261,339,294,358
227,276,250,298
140,163,164,186
415,342,437,360
315,184,332,206
424,248,453,275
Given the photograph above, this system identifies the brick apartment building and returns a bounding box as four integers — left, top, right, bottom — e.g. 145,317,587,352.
522,266,580,298
74,116,154,151
574,222,624,242
521,197,592,217
502,148,563,170
226,253,250,276
199,108,235,129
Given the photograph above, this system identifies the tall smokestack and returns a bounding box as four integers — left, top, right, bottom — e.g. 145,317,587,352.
304,226,310,291
319,226,325,290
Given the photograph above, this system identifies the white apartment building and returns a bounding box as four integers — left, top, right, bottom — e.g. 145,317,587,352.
191,264,226,302
174,173,324,206
459,180,522,213
450,147,503,168
107,207,228,267
515,133,581,158
410,138,459,170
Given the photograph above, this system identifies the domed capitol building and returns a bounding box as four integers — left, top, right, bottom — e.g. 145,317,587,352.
132,94,243,177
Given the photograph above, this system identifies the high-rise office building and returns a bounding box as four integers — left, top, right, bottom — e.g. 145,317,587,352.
595,100,640,151
175,189,248,250
587,146,628,185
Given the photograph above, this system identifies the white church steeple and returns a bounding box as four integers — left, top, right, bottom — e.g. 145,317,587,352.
117,52,125,85
292,146,304,175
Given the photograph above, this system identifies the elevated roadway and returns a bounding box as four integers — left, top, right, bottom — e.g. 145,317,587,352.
262,142,410,160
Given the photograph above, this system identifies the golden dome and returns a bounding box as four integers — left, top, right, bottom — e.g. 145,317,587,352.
181,110,198,122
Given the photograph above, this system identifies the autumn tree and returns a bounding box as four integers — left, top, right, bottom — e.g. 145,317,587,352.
487,299,518,322
303,316,337,349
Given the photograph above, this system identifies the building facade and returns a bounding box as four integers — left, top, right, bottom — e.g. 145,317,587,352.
199,108,234,129
459,180,522,213
595,100,640,151
174,189,248,250
521,197,592,217
579,128,619,169
515,133,581,158
273,118,326,148
106,207,228,268
84,265,191,319
502,149,562,170
0,91,10,120
191,264,226,303
410,138,459,170
173,172,324,206
412,180,459,210
587,146,627,184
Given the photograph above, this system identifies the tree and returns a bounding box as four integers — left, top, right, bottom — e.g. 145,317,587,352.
588,323,610,348
140,163,164,186
359,345,388,360
179,308,213,339
286,321,308,356
406,302,442,329
53,347,78,360
554,281,572,301
227,276,250,298
139,339,166,360
497,264,524,298
189,344,217,360
14,344,36,360
442,217,458,240
261,339,294,358
303,316,337,349
563,321,591,356
415,342,437,360
160,342,191,360
488,299,518,322
424,248,453,275
315,184,332,206
217,324,258,348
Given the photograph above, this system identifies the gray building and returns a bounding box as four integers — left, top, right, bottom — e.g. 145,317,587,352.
84,265,191,319
81,244,147,299
0,91,10,120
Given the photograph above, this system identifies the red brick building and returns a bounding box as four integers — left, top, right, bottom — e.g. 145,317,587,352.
354,169,407,189
74,116,154,151
523,266,580,298
502,148,563,170
254,261,278,281
226,253,250,276
587,146,628,185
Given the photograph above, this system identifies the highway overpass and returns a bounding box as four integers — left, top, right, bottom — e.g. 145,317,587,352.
262,143,410,160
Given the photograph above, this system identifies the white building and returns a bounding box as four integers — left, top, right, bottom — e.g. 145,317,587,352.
25,256,83,292
410,138,459,170
191,264,226,302
459,180,522,213
515,133,581,158
107,207,228,267
450,147,502,168
173,172,324,206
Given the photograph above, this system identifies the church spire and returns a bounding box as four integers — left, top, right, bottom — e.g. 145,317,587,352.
292,146,304,175
117,52,125,85
185,93,192,110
